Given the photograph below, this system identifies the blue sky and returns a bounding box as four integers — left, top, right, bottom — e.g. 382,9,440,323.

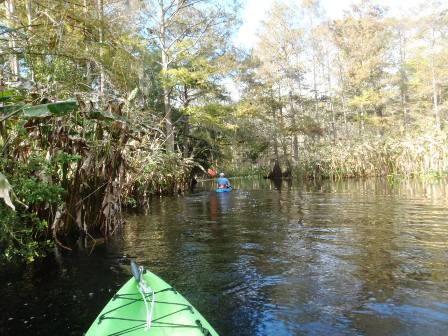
234,0,423,48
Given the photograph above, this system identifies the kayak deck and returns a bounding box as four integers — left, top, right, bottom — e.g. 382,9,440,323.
86,270,218,336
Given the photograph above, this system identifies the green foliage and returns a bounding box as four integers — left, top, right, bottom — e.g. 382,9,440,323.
0,0,238,264
14,178,64,205
124,196,138,209
0,99,78,121
186,104,236,132
33,58,86,97
0,205,53,263
246,142,270,163
0,153,63,264
22,101,78,118
0,89,24,104
136,152,196,195
8,154,65,205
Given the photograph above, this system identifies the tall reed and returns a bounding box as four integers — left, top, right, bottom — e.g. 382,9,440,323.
296,133,448,179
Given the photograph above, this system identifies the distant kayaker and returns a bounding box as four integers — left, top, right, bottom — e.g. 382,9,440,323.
217,172,231,189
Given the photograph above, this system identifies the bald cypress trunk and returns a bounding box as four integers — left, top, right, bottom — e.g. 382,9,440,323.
159,1,174,152
97,0,105,95
430,27,440,130
5,0,20,81
84,0,92,84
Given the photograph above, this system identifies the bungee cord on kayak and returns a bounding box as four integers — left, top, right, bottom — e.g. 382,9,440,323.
90,261,215,335
133,264,155,331
97,288,212,335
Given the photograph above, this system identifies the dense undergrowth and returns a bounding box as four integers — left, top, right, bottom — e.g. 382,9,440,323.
0,93,197,263
295,132,448,180
222,129,448,181
0,0,236,264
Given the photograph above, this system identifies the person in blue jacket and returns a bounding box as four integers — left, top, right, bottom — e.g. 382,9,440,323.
217,172,231,189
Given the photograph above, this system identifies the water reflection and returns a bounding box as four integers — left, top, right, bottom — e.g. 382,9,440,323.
119,178,448,335
1,178,448,335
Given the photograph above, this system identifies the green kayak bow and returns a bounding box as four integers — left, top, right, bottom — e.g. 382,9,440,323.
86,261,219,335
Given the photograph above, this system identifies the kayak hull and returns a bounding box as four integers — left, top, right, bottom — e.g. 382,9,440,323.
86,270,219,336
215,187,232,193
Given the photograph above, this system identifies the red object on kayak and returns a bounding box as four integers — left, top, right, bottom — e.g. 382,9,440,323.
208,168,217,177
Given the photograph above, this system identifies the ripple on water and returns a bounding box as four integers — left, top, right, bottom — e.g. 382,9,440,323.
2,178,448,336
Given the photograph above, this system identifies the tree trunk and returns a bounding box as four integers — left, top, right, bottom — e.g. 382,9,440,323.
278,86,288,160
309,15,319,123
159,2,174,152
25,0,35,81
84,0,92,84
97,0,105,95
272,106,279,162
182,84,190,158
288,92,299,164
330,100,336,144
431,27,440,129
293,135,299,163
271,159,282,180
360,108,365,132
26,0,32,29
313,61,318,121
326,51,336,143
398,27,409,131
161,45,174,152
336,57,348,136
5,0,20,81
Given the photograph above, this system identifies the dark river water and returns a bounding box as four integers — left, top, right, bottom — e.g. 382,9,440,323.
1,178,448,335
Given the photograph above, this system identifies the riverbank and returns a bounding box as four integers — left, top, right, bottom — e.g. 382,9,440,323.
223,130,448,181
0,97,197,264
296,131,448,179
